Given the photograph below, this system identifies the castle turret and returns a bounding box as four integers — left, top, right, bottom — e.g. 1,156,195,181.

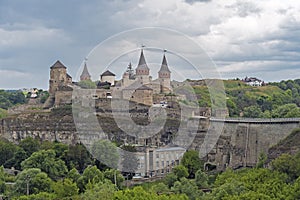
49,60,68,95
135,49,150,85
80,61,91,81
100,70,115,86
158,54,171,93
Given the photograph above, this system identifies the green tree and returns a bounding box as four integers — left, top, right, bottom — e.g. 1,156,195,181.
77,165,104,192
91,140,119,169
164,172,178,188
4,147,28,170
83,180,116,200
0,166,6,194
243,105,263,118
151,182,170,195
256,152,267,168
103,169,124,189
0,108,7,119
0,138,17,166
52,178,79,198
19,137,41,157
181,150,203,178
14,168,52,195
195,169,208,188
67,168,81,183
272,103,300,118
171,178,203,200
62,143,92,172
271,153,300,181
172,165,188,179
78,80,97,89
21,149,68,179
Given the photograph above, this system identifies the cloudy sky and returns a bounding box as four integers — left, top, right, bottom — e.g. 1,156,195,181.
1,0,300,89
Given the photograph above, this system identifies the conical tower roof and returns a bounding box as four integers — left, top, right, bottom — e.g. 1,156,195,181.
80,62,91,80
136,49,149,71
159,54,171,73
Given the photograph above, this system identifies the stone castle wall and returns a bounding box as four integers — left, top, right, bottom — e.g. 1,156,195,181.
1,104,300,171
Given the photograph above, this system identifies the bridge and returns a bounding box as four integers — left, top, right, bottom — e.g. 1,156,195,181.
210,117,300,124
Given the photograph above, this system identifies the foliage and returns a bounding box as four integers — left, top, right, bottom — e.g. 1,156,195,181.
195,169,208,188
91,139,119,169
0,108,7,119
52,178,79,198
0,138,17,166
21,149,68,180
103,169,124,189
114,186,188,200
77,165,104,192
172,165,188,179
19,137,41,157
63,143,92,172
180,150,203,178
77,80,97,89
164,173,179,188
82,180,116,200
4,147,28,170
171,178,203,200
191,79,300,118
14,168,52,195
0,90,26,109
271,153,300,181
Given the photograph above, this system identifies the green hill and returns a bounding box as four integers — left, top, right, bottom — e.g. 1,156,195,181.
191,79,300,118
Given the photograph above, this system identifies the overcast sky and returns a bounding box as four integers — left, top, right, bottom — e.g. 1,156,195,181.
1,0,300,89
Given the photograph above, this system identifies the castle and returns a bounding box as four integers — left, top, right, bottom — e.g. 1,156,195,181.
45,49,173,107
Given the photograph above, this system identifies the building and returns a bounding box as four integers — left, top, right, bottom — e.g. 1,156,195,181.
45,50,174,107
242,77,264,86
133,146,186,177
100,70,116,86
80,61,91,81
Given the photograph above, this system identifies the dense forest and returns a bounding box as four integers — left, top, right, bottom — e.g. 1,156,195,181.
1,134,300,199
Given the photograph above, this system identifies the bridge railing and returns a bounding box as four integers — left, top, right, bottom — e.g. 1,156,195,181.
210,117,300,123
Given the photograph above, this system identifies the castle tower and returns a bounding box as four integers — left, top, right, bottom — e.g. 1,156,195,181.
49,60,68,95
80,61,91,81
158,54,171,93
135,49,150,85
100,70,116,86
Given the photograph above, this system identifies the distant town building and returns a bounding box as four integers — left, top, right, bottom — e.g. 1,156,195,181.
242,76,264,86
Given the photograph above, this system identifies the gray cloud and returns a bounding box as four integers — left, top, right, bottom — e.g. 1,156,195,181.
0,0,300,89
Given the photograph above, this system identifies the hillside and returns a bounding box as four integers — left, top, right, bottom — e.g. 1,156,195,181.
191,79,300,118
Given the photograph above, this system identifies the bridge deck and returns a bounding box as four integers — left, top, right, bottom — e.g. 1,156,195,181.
210,117,300,123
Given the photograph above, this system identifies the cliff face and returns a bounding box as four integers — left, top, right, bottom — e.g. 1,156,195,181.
0,107,77,144
267,128,300,162
1,101,300,171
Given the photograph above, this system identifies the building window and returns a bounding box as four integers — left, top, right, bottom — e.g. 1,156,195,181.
156,154,159,159
156,161,159,168
167,161,169,166
161,161,164,167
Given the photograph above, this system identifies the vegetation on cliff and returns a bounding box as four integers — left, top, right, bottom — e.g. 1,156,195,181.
191,79,300,118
